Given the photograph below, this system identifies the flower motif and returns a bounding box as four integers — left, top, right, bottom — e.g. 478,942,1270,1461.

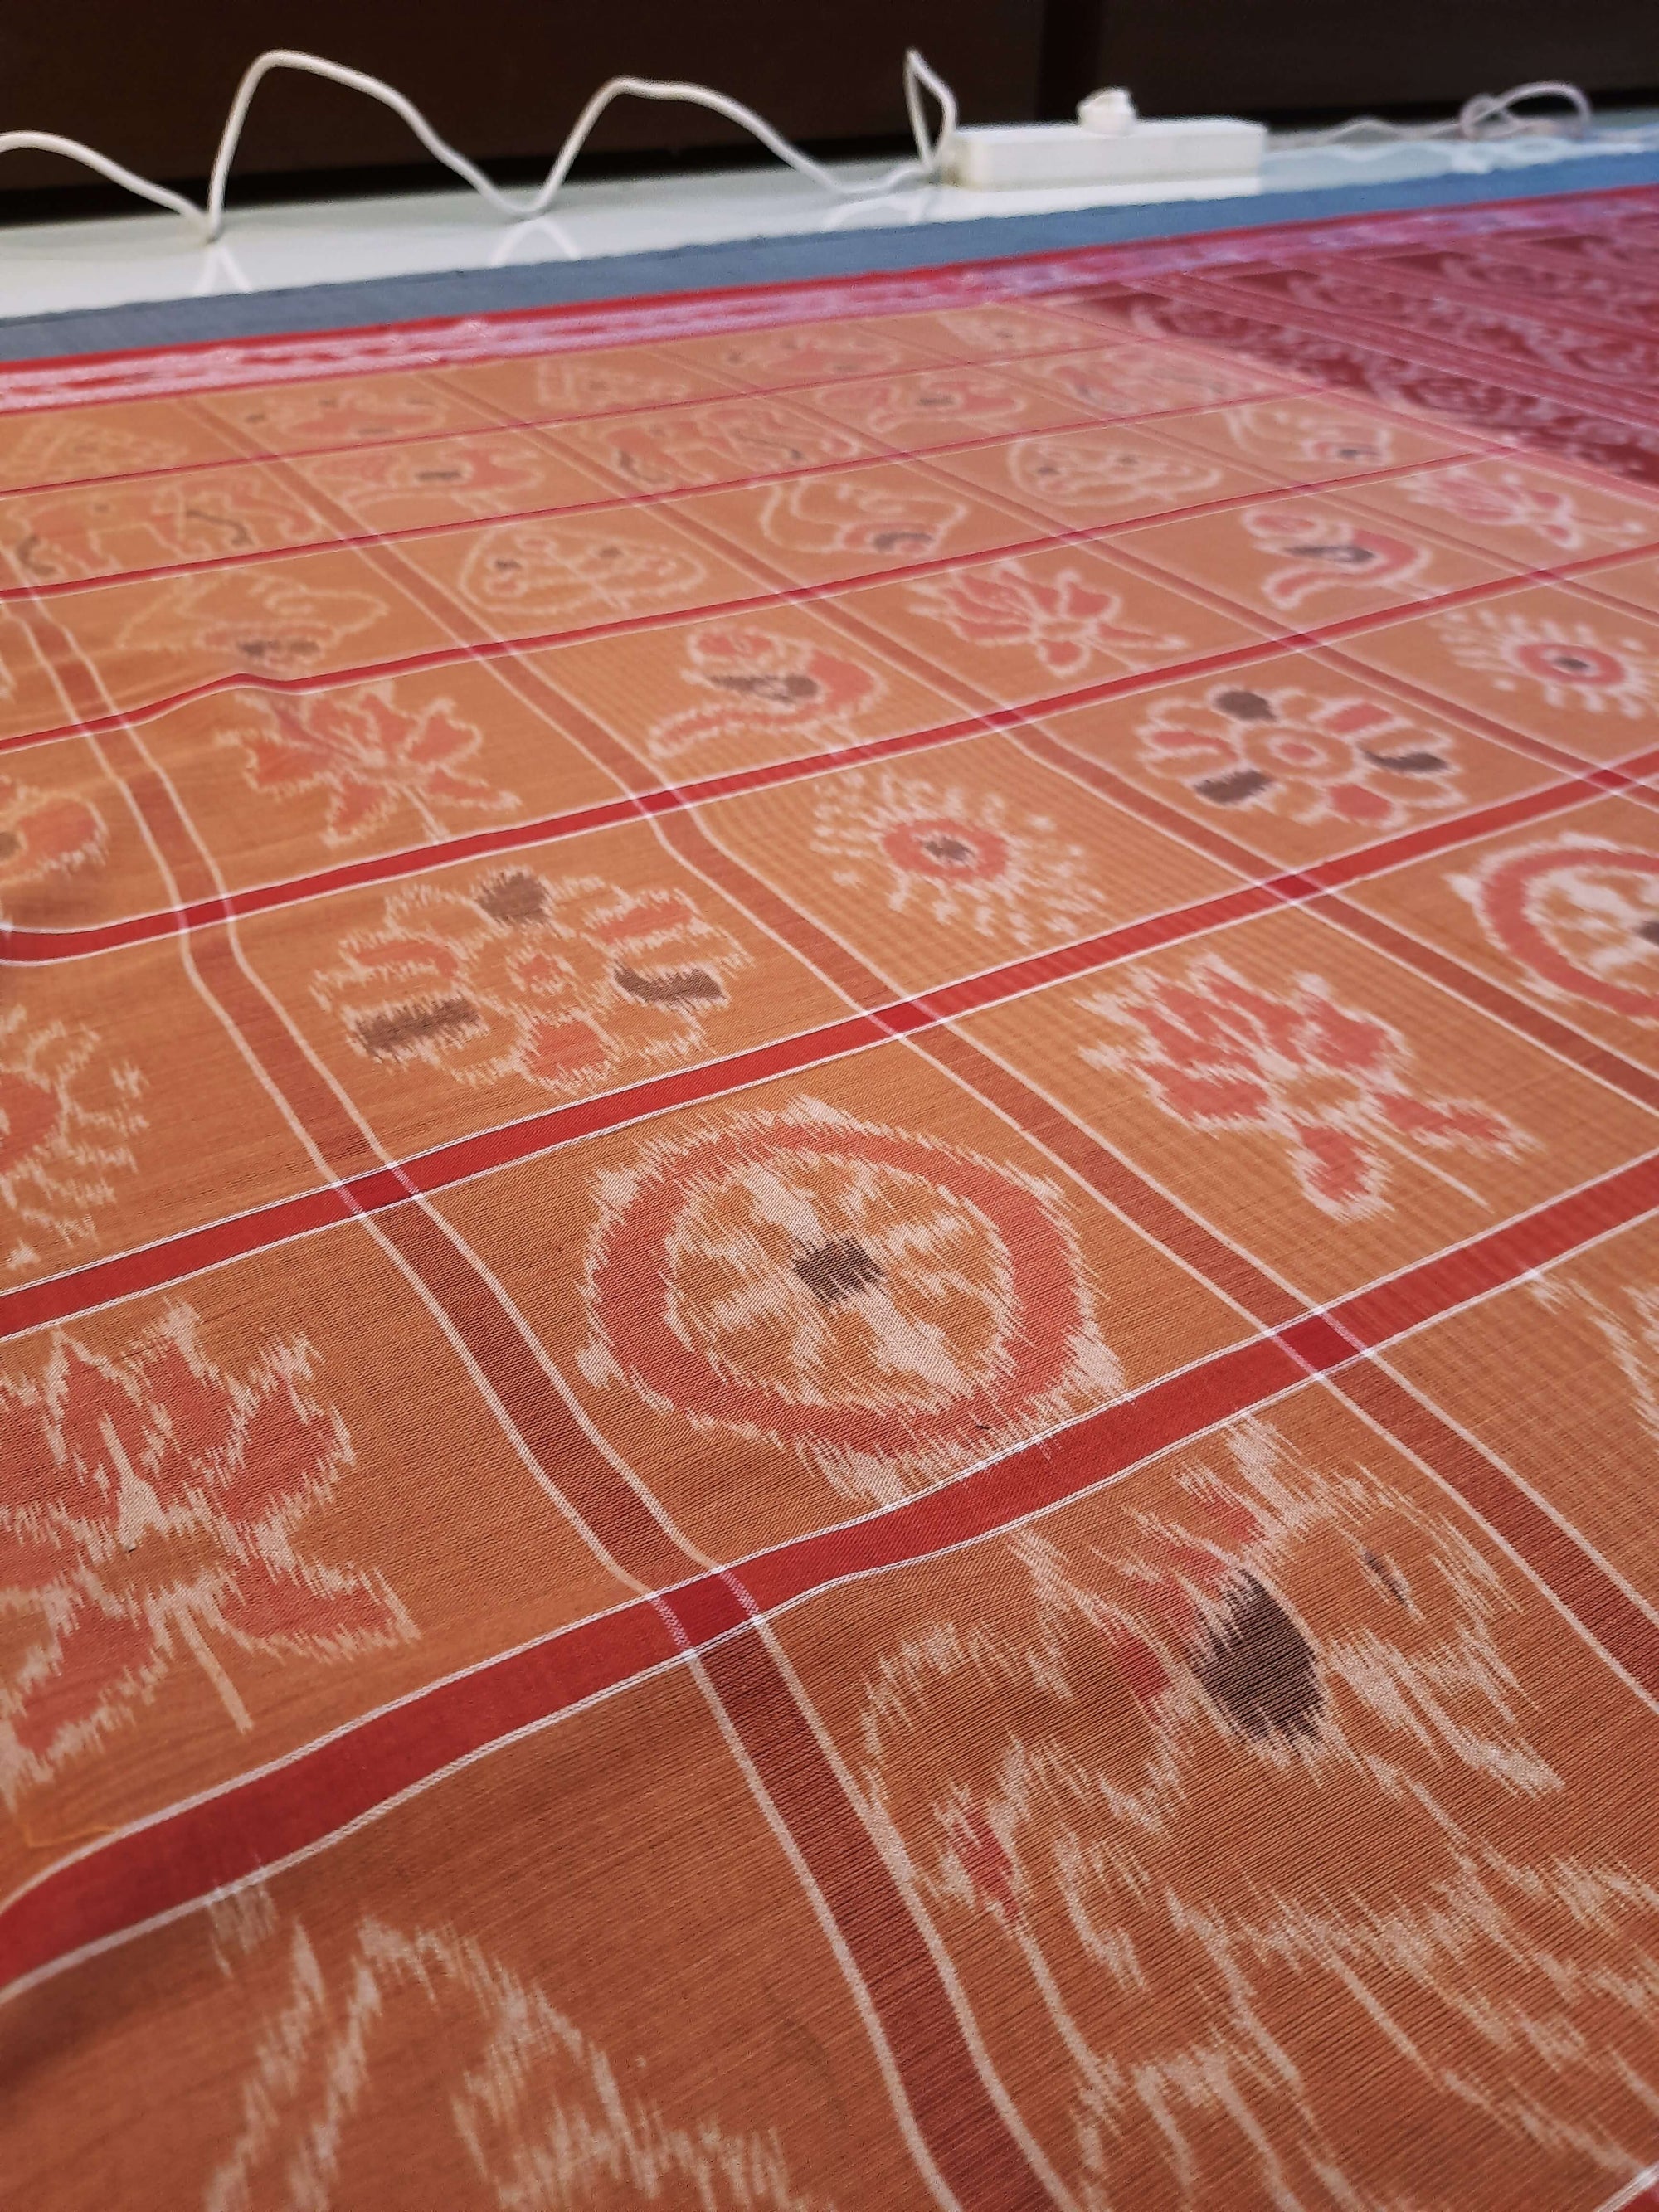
1433,605,1659,718
457,519,706,623
1136,680,1462,829
0,1303,410,1793
1241,507,1432,612
810,763,1108,950
1399,464,1653,557
1532,1273,1659,1448
756,474,968,566
216,686,518,848
0,1006,144,1275
316,866,751,1095
644,625,884,765
1452,834,1659,1019
908,562,1183,680
1081,955,1531,1218
121,572,386,680
0,774,107,915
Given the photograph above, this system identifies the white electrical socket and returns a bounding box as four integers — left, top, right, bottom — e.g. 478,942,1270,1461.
942,115,1266,192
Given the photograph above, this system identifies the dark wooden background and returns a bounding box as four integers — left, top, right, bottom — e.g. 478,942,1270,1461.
1,1,1653,211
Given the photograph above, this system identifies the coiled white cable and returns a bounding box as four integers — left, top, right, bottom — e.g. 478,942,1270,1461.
0,45,959,243
1281,79,1659,158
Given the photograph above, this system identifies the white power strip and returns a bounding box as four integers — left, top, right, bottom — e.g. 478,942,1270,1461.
944,116,1266,192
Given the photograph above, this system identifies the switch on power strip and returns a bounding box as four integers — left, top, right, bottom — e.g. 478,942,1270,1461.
942,89,1264,192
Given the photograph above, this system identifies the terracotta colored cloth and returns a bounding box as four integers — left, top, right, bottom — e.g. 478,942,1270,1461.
7,186,1659,2211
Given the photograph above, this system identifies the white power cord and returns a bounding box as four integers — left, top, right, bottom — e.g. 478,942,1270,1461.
0,45,958,242
1280,79,1659,158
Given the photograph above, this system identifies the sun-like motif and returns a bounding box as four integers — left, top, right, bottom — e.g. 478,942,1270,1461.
1433,603,1659,718
578,1096,1122,1502
907,560,1185,681
1452,832,1659,1019
1135,678,1463,829
216,684,518,848
642,624,885,766
1081,953,1531,1218
809,761,1110,952
0,1006,144,1276
1241,506,1433,612
0,1304,411,1794
0,773,107,916
315,865,752,1096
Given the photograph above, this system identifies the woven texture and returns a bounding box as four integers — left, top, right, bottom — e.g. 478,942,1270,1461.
7,186,1659,2211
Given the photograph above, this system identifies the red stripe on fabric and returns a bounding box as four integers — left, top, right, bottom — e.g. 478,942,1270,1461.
0,1188,357,1338
0,1014,885,1341
914,1023,1306,1330
1333,1362,1659,1695
1331,1152,1659,1347
10,561,1068,2197
0,1334,1297,1996
699,1630,1048,2208
0,710,998,962
1317,897,1659,1112
8,462,1657,763
0,1595,678,1993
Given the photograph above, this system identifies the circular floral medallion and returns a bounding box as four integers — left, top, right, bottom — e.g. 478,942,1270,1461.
580,1100,1122,1500
1455,836,1659,1018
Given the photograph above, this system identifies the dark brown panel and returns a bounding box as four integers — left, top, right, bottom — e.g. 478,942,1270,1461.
1078,0,1657,121
0,1,1041,197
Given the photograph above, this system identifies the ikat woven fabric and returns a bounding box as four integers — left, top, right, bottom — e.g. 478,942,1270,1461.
7,184,1659,2211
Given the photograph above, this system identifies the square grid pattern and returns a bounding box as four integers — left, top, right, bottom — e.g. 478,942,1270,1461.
7,188,1659,2212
